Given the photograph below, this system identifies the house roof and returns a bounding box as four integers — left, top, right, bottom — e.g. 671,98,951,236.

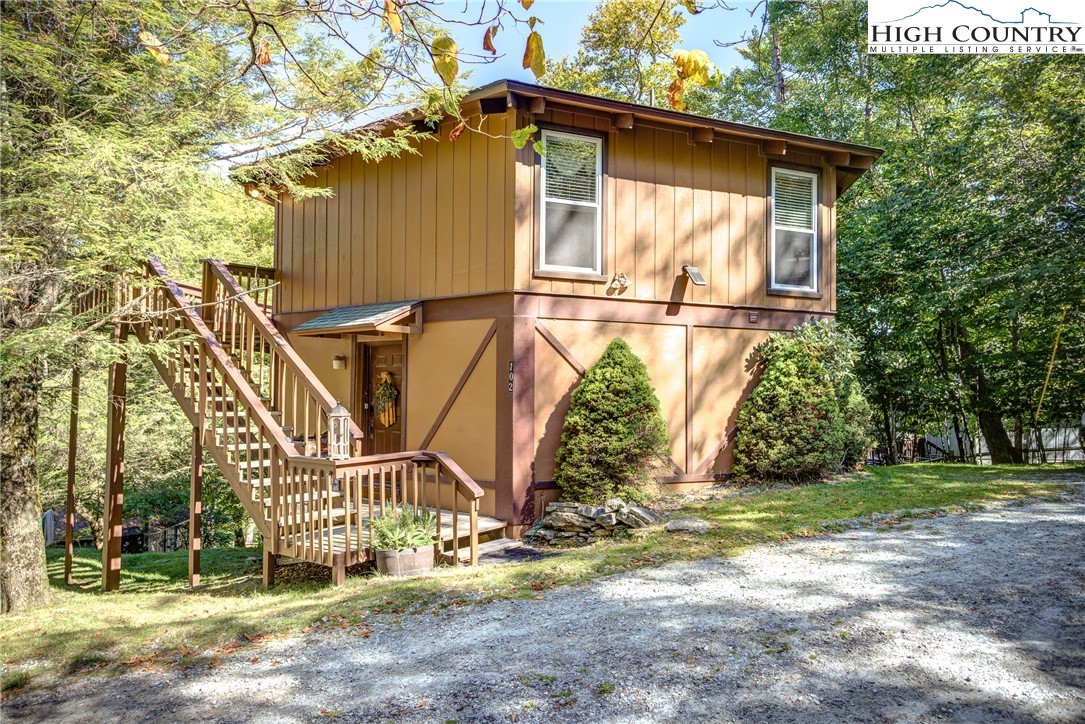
250,79,882,196
470,80,883,195
474,80,882,158
293,300,420,336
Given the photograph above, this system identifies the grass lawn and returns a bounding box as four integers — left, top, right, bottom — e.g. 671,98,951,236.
2,463,1080,693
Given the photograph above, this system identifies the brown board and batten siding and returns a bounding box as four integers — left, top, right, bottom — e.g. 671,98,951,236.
512,106,837,313
274,113,516,318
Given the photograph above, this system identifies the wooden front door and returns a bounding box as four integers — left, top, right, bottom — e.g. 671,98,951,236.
359,341,405,455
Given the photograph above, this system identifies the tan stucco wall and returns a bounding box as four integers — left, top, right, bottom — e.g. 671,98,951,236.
533,319,770,482
405,319,497,483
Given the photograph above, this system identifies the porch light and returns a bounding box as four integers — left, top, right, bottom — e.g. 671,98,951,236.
328,400,351,460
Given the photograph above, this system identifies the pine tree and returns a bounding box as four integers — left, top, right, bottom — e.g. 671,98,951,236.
554,339,670,504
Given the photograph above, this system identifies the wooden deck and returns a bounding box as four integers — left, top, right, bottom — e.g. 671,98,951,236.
281,506,506,557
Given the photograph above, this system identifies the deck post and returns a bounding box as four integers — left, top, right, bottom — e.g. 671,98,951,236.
102,323,128,592
262,540,276,590
64,366,80,585
331,552,346,586
188,426,203,587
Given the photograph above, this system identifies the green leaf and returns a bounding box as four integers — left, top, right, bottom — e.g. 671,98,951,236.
430,35,458,86
510,124,538,150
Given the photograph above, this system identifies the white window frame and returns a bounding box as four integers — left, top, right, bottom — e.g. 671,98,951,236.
769,166,819,293
538,129,604,276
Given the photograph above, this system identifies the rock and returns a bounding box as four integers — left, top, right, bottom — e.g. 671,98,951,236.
532,528,557,542
604,498,627,512
665,517,714,534
592,528,613,537
546,502,580,513
596,512,618,527
628,506,659,525
576,504,604,519
616,510,647,529
543,511,596,531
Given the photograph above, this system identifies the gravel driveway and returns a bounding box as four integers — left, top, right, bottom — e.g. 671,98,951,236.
7,492,1084,723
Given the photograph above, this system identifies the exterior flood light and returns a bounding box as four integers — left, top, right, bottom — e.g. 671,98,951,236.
682,265,706,286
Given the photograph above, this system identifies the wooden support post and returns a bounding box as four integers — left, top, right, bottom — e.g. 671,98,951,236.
331,553,346,587
65,367,80,586
188,426,202,588
495,310,536,534
262,542,276,590
102,324,128,592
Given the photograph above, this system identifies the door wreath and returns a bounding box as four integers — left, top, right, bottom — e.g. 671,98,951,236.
374,371,398,427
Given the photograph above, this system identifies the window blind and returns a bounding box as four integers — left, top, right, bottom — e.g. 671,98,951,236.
544,134,598,204
773,172,815,229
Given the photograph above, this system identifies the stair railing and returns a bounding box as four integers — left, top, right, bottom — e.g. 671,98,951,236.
98,258,486,569
201,259,365,456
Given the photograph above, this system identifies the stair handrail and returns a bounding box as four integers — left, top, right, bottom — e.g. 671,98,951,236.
147,257,300,456
203,259,366,447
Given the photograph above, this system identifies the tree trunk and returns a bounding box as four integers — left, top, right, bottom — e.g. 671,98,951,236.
956,323,1021,464
771,24,786,106
881,399,897,465
1,369,52,613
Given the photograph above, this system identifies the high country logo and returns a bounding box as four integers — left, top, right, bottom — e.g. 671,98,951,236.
868,0,1085,53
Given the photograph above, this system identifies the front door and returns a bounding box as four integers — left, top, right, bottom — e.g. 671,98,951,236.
359,341,405,455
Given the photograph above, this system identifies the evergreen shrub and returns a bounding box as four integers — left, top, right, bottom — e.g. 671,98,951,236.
554,339,670,504
733,319,872,483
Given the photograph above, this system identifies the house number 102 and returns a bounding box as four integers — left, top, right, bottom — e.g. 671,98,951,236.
508,362,514,392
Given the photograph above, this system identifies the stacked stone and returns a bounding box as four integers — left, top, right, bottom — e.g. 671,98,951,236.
531,498,661,545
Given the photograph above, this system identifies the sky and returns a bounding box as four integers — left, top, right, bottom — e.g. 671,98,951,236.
406,0,765,89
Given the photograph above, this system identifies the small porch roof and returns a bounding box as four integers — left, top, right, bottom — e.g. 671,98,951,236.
292,300,422,336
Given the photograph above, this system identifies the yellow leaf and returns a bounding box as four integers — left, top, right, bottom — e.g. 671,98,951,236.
137,30,170,65
431,35,458,86
522,31,546,79
255,39,271,67
383,0,402,35
520,0,535,9
483,26,496,55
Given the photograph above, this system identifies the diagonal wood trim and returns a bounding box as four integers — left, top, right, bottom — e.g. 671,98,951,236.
695,427,738,474
534,320,586,377
420,321,498,449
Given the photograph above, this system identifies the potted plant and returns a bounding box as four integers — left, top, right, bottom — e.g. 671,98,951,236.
370,506,438,576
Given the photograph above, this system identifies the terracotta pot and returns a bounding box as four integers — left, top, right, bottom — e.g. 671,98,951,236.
375,547,434,576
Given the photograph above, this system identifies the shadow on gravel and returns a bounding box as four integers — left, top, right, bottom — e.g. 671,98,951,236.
7,502,1083,723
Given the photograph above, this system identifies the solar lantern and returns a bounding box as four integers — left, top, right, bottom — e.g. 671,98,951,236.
328,400,351,460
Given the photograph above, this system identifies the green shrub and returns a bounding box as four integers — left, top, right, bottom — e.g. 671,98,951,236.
370,506,437,551
733,319,872,483
554,338,670,503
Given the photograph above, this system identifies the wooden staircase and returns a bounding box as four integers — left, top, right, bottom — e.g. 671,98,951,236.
80,258,493,585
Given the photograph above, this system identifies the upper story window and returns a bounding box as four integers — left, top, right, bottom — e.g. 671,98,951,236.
770,167,818,293
539,129,603,277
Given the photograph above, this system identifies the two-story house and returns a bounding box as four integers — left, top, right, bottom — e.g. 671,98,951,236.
270,79,881,536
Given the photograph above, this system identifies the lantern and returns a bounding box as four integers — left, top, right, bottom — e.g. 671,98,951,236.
328,400,351,460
